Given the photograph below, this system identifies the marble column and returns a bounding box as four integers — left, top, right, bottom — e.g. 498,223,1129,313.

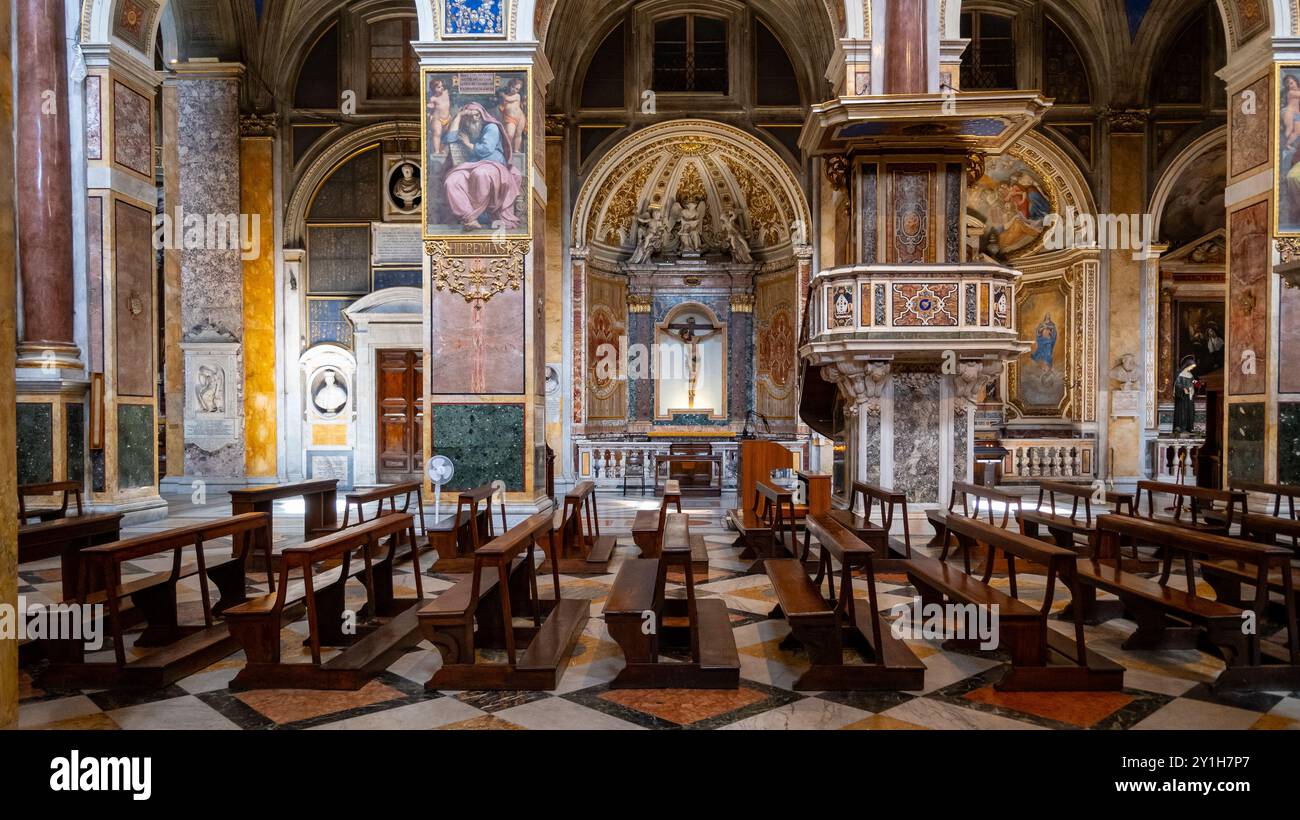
170,64,247,487
1104,110,1147,482
884,0,928,95
1,0,21,730
14,0,80,371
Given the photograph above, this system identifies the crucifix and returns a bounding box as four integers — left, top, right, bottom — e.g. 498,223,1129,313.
666,315,723,410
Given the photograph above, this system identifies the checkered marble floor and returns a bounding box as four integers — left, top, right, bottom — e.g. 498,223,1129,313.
16,493,1300,730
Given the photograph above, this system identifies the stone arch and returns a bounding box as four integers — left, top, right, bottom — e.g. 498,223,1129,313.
1148,127,1228,244
571,119,813,265
283,122,422,247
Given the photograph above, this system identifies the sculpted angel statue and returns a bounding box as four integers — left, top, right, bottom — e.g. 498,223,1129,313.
720,209,753,264
677,199,705,254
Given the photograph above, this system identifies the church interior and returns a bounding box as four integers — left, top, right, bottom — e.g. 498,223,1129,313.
6,0,1300,736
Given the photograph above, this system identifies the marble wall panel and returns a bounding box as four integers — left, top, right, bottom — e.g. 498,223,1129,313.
892,372,940,504
111,80,151,177
1281,403,1300,485
1227,402,1266,482
113,200,155,397
756,271,796,420
431,403,525,491
865,412,881,485
1230,75,1269,177
586,271,627,420
117,404,155,489
1280,284,1300,394
16,403,53,486
86,196,104,371
85,76,102,160
860,164,878,263
1228,202,1268,395
429,285,525,394
66,403,85,485
178,77,242,339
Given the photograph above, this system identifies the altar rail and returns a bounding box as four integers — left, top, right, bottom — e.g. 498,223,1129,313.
573,439,808,492
1149,437,1204,484
1001,439,1096,480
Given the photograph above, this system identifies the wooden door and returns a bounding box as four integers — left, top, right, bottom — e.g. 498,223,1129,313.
377,350,423,483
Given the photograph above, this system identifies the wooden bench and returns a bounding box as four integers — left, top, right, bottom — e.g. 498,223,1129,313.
1079,515,1299,692
539,480,615,574
1017,480,1155,571
604,513,739,688
631,479,708,572
18,480,84,524
1237,512,1300,551
728,480,809,574
766,512,925,690
341,480,429,565
40,513,273,689
827,480,912,568
425,484,499,572
420,509,588,690
228,478,339,570
1217,479,1299,524
910,512,1123,691
18,512,123,602
1133,480,1247,536
225,512,425,690
929,481,1026,572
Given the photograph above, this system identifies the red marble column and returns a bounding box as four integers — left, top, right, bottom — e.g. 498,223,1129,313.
885,0,928,95
15,0,78,364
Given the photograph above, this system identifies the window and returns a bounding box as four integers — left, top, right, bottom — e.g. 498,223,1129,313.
1042,18,1089,104
754,19,799,106
367,18,417,99
581,22,626,108
960,12,1016,90
653,14,728,93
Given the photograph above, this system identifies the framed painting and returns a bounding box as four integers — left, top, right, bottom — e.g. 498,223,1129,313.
1276,63,1300,234
421,66,532,240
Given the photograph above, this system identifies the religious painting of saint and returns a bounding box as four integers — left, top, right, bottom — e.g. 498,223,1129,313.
1011,283,1070,415
1276,64,1300,234
966,154,1055,262
421,67,531,240
1175,301,1225,379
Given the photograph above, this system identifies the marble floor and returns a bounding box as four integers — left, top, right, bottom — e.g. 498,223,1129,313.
15,492,1300,731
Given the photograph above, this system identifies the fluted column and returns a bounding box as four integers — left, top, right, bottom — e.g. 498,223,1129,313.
14,0,80,371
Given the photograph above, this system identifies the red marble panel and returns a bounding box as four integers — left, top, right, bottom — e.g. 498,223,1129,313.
113,199,155,398
1228,201,1269,395
429,282,525,395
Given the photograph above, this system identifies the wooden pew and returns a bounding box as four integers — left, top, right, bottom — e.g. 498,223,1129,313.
730,480,809,574
604,513,740,688
18,512,123,602
40,513,273,689
1133,480,1247,536
342,480,428,565
420,509,588,690
1225,479,1299,521
631,479,708,572
931,481,1026,570
426,484,499,572
1016,480,1155,571
910,512,1124,691
18,480,84,523
766,513,925,690
1237,512,1300,551
227,478,339,569
827,480,912,569
1078,514,1299,692
539,481,615,574
225,512,425,691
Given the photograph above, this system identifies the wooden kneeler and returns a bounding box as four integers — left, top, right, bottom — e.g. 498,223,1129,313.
420,510,589,690
225,513,425,691
540,481,615,574
632,479,708,572
767,513,925,691
604,514,739,688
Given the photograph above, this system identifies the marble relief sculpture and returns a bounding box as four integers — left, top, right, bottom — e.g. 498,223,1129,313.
629,206,669,263
196,365,225,414
1109,353,1140,391
678,199,705,254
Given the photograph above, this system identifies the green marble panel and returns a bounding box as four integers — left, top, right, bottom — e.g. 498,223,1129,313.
1280,403,1300,485
1227,402,1265,483
117,404,155,489
17,403,54,486
66,403,85,485
432,403,525,492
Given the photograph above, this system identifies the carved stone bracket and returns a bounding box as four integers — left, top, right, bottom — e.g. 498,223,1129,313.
239,112,278,138
954,359,1002,413
823,360,890,415
1104,108,1150,133
426,238,529,306
824,155,849,192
